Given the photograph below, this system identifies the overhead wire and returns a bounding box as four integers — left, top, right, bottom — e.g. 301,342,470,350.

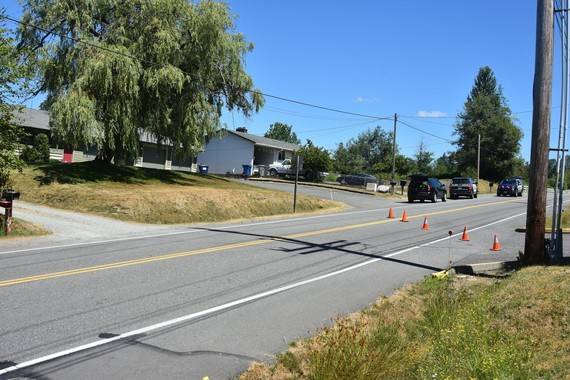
396,119,453,143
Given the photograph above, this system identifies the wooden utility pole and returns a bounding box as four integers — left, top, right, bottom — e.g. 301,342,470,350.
477,133,481,184
524,0,554,264
293,154,300,213
391,113,397,193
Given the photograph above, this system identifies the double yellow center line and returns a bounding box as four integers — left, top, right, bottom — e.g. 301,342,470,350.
0,199,520,288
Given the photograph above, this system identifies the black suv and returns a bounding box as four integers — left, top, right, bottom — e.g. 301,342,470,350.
497,178,523,197
407,175,447,203
449,177,477,199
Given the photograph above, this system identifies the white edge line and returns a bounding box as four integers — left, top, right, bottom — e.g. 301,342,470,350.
0,196,516,255
0,208,527,376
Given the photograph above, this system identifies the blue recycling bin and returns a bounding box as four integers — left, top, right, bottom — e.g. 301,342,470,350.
242,164,252,177
198,165,209,175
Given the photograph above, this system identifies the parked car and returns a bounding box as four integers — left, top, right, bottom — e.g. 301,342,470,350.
449,177,478,199
497,178,524,197
407,174,447,203
268,159,292,176
336,173,378,186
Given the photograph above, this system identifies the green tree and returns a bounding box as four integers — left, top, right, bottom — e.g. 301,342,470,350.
415,140,434,174
332,142,352,174
432,152,458,178
332,126,394,175
264,122,300,145
0,9,27,189
18,0,264,164
395,154,415,177
296,140,331,182
21,133,50,163
454,67,523,181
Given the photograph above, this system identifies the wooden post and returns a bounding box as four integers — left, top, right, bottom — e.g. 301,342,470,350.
524,0,554,264
293,155,300,213
391,113,397,193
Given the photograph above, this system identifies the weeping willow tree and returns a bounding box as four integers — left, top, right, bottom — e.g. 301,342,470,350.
18,0,264,164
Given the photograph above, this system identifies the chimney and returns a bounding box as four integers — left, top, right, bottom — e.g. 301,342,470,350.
236,127,248,133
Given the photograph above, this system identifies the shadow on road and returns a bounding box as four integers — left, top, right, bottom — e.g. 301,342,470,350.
191,227,443,273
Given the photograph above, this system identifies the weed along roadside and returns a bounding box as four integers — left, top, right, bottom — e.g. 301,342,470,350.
241,266,570,380
0,216,49,238
10,162,340,224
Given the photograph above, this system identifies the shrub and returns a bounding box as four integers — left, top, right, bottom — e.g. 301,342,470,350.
21,133,50,163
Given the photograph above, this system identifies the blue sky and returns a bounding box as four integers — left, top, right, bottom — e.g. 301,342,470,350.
2,1,558,161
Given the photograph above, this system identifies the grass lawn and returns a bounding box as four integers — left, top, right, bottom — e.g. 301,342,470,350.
10,162,340,224
241,266,570,379
0,216,49,238
547,209,570,229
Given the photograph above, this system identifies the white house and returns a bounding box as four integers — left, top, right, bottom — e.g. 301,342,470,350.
197,128,299,175
12,108,298,175
12,107,197,171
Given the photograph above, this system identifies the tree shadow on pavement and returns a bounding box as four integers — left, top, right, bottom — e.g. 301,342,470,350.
192,227,443,272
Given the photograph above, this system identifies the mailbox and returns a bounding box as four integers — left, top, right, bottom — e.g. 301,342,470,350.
2,189,20,201
400,180,407,187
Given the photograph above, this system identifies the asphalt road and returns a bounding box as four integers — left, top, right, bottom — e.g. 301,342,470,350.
0,188,548,379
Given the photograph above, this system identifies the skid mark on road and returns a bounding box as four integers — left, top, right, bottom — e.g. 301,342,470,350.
0,199,521,289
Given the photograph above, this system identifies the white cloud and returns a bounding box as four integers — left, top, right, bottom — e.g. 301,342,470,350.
417,110,448,118
354,96,380,103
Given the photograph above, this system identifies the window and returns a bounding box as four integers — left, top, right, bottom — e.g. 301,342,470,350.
278,150,286,160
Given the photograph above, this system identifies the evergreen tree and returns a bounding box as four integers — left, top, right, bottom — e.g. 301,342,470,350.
414,140,434,174
454,67,522,181
264,122,300,144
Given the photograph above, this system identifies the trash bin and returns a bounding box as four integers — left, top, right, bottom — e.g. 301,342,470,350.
242,164,252,177
258,166,266,177
198,165,209,175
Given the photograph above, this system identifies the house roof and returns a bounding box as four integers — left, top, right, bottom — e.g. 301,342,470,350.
228,130,299,151
12,108,50,131
11,108,300,151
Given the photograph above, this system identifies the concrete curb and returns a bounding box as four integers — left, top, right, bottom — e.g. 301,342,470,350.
452,260,519,275
247,177,378,196
515,227,570,234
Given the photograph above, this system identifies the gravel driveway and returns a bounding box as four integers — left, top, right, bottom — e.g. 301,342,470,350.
0,201,177,251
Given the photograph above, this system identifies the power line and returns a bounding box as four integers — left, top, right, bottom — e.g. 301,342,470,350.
296,119,380,135
398,115,455,127
247,89,392,120
396,119,453,142
264,106,373,122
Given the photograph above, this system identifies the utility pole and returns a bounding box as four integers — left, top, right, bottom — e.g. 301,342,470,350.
293,154,300,213
550,0,569,261
477,133,481,184
524,0,554,264
391,113,398,193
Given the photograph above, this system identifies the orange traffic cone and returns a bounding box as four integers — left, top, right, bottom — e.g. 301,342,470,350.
421,217,429,231
401,210,409,222
388,207,395,219
460,226,470,241
491,235,501,251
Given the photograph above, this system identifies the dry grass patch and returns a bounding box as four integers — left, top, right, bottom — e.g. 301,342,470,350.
0,216,49,238
10,162,340,224
241,266,570,380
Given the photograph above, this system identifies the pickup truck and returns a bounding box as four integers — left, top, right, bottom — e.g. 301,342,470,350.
267,159,323,181
268,159,292,176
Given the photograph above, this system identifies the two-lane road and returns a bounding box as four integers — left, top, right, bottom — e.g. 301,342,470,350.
0,190,534,379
